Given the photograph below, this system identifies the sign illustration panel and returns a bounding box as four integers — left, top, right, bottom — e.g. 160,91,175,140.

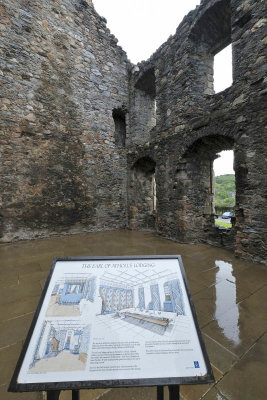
10,256,214,391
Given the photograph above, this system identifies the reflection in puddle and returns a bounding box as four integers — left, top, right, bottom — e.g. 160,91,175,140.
215,260,240,346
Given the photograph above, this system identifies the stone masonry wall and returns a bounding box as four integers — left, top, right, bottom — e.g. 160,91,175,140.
0,0,130,241
0,0,266,264
128,0,267,264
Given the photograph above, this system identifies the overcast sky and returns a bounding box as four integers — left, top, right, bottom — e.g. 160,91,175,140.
94,0,201,63
93,0,234,176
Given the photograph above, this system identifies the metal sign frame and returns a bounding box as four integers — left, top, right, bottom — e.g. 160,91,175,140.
9,255,214,393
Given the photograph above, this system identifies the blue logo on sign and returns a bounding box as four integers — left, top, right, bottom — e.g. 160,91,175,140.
194,361,200,368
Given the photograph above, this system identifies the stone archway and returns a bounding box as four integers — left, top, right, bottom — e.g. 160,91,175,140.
156,134,236,247
180,135,235,246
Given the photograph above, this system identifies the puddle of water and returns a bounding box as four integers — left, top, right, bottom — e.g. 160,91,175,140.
215,260,240,346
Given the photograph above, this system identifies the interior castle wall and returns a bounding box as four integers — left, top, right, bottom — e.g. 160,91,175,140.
0,0,266,264
128,0,267,264
0,0,129,241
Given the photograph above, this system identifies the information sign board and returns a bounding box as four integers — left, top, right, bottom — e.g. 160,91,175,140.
9,256,214,392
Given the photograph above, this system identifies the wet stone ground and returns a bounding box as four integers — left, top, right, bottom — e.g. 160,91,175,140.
0,230,266,400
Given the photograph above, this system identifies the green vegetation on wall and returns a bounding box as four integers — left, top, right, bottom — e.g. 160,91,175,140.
215,174,236,208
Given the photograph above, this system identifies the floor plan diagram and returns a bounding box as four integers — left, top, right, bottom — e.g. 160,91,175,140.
29,320,91,373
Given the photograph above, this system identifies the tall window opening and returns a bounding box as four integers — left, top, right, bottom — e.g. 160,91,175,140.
213,150,236,228
129,157,156,230
152,173,156,212
112,108,126,147
132,68,156,144
214,44,233,93
190,0,232,96
134,68,156,130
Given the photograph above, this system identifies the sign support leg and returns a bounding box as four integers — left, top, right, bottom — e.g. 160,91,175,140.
168,385,180,400
157,385,164,400
47,390,61,400
72,389,80,400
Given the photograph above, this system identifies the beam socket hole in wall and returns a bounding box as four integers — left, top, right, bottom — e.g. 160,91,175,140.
214,44,233,93
213,150,236,228
112,108,126,147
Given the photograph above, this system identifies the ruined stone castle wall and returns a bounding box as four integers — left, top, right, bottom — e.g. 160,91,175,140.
128,0,267,264
0,0,266,264
0,0,130,241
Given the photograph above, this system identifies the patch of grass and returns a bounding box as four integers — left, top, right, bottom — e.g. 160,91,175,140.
215,220,232,228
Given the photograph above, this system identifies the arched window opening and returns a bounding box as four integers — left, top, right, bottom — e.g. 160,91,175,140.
175,136,235,246
112,108,126,147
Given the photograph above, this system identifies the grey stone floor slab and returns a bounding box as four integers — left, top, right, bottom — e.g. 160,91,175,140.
0,231,266,400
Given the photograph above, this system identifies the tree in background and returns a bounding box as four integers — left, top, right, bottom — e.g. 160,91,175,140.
215,174,235,208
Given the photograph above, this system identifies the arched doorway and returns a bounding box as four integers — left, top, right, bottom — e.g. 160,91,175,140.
173,135,236,247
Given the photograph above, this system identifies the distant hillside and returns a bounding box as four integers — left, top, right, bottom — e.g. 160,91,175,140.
215,174,236,207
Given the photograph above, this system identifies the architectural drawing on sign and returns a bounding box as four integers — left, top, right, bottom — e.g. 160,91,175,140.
97,269,185,336
29,320,91,373
46,273,96,317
